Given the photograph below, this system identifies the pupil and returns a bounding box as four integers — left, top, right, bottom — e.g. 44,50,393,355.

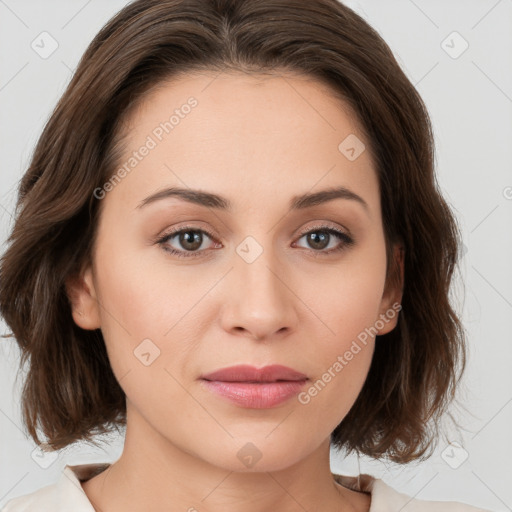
181,231,202,251
309,232,328,250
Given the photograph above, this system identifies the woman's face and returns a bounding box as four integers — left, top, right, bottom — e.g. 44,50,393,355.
70,71,402,472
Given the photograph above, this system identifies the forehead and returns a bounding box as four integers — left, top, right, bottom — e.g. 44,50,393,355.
105,70,379,217
125,70,368,145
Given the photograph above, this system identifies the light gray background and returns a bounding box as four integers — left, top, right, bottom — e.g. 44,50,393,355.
0,0,511,510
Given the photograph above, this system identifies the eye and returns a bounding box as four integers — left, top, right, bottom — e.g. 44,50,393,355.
157,226,219,259
156,224,355,259
294,225,355,256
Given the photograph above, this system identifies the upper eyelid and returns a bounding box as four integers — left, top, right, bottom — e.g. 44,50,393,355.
297,222,349,235
160,222,349,239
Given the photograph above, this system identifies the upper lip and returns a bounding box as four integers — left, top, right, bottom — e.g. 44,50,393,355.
201,364,308,383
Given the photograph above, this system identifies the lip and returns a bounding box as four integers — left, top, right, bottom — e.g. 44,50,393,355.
200,364,308,382
200,364,309,409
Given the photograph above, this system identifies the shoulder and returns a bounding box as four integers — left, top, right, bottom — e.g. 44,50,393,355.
333,473,494,512
1,463,110,512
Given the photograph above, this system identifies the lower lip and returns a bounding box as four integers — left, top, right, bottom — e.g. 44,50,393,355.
200,379,308,408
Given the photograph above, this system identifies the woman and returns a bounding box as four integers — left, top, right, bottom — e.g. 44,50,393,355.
0,0,493,510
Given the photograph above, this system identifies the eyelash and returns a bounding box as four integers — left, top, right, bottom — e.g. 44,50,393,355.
156,224,355,259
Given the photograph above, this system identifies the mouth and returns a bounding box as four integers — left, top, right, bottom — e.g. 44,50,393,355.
200,364,308,383
199,364,309,408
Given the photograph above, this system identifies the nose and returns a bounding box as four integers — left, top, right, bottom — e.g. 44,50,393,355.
219,241,298,341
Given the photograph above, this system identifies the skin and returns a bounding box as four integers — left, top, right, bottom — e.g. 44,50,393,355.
67,70,403,512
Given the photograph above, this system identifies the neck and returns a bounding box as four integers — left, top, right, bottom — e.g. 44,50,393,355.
81,403,369,512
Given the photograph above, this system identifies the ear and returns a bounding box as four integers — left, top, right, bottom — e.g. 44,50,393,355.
65,265,101,330
376,243,404,335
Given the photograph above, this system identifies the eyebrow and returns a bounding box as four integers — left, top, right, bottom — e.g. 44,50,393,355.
136,185,369,214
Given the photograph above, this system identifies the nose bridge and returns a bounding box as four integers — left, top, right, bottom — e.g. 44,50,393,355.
220,232,296,338
235,232,288,302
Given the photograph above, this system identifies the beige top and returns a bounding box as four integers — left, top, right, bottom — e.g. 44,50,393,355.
1,463,493,511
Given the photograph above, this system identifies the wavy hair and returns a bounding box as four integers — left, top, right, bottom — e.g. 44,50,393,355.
0,0,466,462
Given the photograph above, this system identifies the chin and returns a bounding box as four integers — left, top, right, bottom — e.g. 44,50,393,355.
197,435,312,474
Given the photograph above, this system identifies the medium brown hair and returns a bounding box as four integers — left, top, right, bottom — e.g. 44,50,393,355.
0,0,467,463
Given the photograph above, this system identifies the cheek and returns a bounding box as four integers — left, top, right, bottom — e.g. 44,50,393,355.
294,245,386,421
306,275,380,388
94,232,190,332
91,248,195,421
92,236,217,383
296,290,378,437
305,246,387,345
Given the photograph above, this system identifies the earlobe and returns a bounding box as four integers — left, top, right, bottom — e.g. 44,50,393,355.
377,244,404,335
65,266,101,330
